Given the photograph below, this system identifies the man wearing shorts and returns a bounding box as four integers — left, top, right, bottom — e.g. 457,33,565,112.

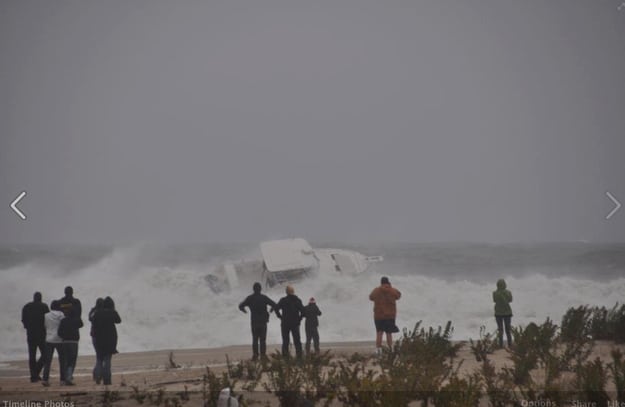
369,276,401,354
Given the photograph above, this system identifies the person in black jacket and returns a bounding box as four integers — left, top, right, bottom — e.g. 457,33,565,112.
88,298,104,383
239,282,277,360
59,286,82,320
303,297,322,355
274,285,305,359
57,287,83,385
58,312,83,385
92,296,121,385
22,292,50,382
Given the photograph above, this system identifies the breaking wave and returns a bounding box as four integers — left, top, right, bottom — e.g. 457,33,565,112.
1,242,624,361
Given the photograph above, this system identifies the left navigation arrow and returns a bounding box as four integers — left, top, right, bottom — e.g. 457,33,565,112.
10,191,27,220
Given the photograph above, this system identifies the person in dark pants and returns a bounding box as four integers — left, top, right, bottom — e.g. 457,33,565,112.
58,308,83,385
239,282,277,360
22,292,49,382
42,300,66,386
92,296,122,385
57,285,83,385
274,285,305,359
303,297,322,355
493,279,513,348
89,298,104,383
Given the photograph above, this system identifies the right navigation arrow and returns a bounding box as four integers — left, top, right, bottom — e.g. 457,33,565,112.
606,191,621,220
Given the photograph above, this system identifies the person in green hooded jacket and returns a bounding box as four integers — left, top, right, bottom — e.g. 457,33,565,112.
493,279,513,348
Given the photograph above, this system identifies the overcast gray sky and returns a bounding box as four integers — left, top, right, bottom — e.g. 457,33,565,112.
1,0,624,244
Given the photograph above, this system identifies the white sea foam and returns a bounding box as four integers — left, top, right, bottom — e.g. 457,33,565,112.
1,245,624,361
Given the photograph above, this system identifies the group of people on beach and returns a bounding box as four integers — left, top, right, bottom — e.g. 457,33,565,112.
237,276,404,359
21,286,121,387
238,276,514,359
238,282,322,360
21,278,513,385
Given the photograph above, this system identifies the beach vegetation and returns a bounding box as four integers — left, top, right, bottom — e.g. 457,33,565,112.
561,303,625,343
431,373,482,407
374,321,461,405
147,389,165,406
101,390,124,406
574,357,610,405
345,351,369,364
41,305,625,407
609,348,625,403
504,320,560,386
329,360,380,407
202,366,239,407
226,355,264,382
470,334,513,407
261,351,318,407
177,386,190,402
130,385,148,404
469,326,497,363
300,351,334,402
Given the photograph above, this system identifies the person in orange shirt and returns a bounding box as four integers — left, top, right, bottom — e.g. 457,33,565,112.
369,276,401,354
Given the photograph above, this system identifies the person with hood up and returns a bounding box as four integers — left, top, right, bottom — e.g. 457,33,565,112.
239,282,277,360
92,296,122,385
493,279,513,348
302,297,322,355
21,291,49,382
89,297,104,382
274,285,305,359
369,276,401,354
42,300,66,386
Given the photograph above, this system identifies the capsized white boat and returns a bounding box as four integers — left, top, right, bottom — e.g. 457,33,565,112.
205,238,383,293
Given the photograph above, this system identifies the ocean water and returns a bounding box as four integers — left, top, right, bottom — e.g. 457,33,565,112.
1,242,624,362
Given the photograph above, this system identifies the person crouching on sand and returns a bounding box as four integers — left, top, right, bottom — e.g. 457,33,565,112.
369,276,401,355
493,278,513,348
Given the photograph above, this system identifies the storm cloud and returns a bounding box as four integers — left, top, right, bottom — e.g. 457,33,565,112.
1,0,624,244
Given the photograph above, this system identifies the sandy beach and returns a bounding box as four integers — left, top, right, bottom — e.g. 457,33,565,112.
2,340,624,406
0,341,377,406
